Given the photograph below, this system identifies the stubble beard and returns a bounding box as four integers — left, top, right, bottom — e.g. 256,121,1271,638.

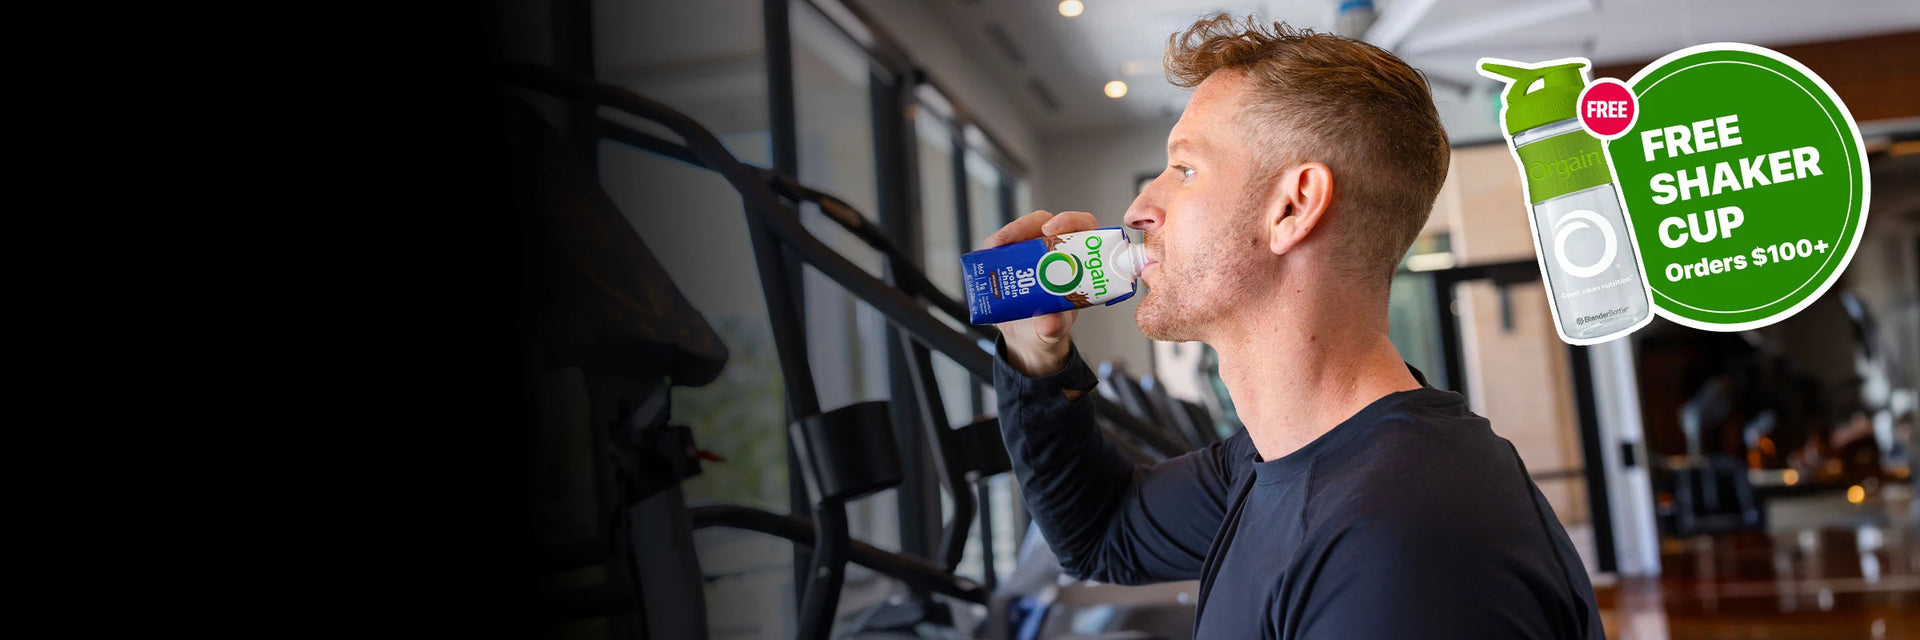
1134,217,1268,344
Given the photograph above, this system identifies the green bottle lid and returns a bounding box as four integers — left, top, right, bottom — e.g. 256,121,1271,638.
1478,59,1589,136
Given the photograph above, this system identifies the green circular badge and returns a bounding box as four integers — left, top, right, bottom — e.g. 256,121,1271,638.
1607,43,1869,331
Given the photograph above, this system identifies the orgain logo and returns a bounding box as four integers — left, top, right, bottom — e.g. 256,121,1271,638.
1551,209,1619,279
1037,251,1084,294
1526,148,1607,182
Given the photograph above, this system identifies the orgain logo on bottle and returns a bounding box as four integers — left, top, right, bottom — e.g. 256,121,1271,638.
1551,209,1619,279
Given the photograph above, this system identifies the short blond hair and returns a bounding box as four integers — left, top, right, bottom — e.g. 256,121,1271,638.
1166,14,1449,285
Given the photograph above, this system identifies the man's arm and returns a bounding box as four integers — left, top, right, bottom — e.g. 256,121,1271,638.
996,337,1245,585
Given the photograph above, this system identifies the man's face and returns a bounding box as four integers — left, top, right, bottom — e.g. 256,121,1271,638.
1126,72,1277,343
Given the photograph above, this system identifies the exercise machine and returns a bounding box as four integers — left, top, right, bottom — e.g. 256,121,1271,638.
500,63,1201,639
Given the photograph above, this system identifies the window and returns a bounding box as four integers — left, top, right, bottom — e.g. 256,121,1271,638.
914,102,978,431
790,0,907,624
586,1,792,637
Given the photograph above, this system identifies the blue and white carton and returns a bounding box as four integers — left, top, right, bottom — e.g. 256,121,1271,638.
962,226,1147,325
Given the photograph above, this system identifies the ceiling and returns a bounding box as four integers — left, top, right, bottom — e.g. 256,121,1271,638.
927,0,1920,134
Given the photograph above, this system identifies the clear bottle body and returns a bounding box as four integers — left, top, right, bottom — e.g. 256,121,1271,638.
1514,119,1650,341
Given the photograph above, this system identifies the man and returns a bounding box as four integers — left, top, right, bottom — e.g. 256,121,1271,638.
985,15,1604,638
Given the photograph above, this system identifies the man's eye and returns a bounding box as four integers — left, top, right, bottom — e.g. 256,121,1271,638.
1173,165,1195,181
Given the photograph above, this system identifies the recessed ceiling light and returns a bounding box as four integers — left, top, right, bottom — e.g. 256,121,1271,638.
1104,80,1128,98
1059,1,1084,18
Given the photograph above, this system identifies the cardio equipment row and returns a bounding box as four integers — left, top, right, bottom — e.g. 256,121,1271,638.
500,63,1228,640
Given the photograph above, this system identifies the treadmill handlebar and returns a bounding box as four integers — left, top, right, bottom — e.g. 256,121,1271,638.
501,63,989,376
691,504,989,604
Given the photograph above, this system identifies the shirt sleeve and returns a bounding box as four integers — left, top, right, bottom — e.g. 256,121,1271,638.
995,336,1246,585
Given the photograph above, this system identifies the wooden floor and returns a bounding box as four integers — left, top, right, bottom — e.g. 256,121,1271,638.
1597,495,1920,639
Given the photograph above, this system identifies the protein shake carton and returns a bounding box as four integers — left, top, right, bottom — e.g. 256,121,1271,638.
962,226,1147,325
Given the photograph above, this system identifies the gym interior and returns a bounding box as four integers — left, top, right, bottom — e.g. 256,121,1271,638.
488,1,1920,637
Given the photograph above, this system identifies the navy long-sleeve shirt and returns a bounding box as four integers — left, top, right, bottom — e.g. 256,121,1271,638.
995,339,1604,638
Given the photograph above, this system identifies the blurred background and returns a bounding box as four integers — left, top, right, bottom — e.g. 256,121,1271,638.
492,1,1920,638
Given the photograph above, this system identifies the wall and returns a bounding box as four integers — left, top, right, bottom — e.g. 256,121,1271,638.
1434,82,1506,146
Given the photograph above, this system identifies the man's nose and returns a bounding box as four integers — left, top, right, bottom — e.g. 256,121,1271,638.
1124,195,1163,232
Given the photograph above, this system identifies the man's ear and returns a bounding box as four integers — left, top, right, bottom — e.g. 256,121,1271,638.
1265,161,1333,256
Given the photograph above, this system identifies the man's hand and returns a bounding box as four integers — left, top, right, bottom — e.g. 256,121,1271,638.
985,210,1099,379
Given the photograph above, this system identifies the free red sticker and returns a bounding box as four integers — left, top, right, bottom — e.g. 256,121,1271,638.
1578,78,1637,140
